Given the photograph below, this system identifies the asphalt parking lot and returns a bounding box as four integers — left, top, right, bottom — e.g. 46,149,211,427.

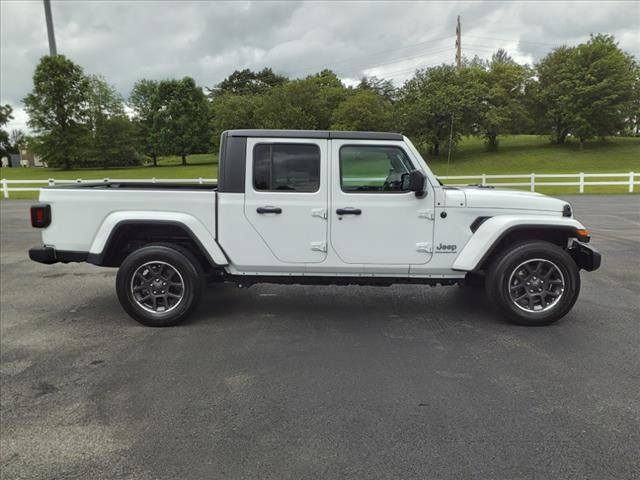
1,196,639,480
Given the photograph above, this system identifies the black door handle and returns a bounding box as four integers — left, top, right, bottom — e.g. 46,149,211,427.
257,206,282,214
336,208,362,215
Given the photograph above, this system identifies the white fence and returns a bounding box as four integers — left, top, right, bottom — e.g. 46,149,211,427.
437,172,637,193
1,172,637,198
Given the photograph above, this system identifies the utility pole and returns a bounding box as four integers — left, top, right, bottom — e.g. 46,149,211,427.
455,16,461,69
43,0,57,56
448,16,461,177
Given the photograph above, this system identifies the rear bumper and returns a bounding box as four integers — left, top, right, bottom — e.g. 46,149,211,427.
29,246,88,265
569,242,601,272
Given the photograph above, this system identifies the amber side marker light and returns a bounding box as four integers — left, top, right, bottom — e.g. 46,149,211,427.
576,228,590,242
30,204,51,228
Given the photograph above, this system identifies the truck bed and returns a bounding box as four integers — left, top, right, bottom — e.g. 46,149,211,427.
38,185,218,253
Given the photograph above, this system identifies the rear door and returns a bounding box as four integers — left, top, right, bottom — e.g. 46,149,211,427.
330,140,434,265
244,138,328,264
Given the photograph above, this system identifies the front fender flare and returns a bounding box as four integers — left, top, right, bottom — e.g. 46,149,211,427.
88,211,229,266
452,215,586,272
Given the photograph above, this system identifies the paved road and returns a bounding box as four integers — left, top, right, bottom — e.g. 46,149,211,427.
1,197,639,480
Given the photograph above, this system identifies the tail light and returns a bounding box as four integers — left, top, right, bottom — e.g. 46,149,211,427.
30,204,51,228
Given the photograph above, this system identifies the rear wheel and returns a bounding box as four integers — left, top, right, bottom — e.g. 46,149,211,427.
116,245,203,326
486,241,580,326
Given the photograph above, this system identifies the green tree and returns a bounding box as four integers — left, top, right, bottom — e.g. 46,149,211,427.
331,89,392,131
536,46,576,144
477,53,532,151
86,74,125,131
257,69,347,130
158,77,210,165
396,65,483,156
537,35,638,147
91,116,140,167
570,35,638,147
462,54,488,69
10,129,26,152
210,68,287,97
357,76,397,102
84,74,140,167
129,79,165,166
210,93,263,147
256,84,317,129
23,55,91,169
490,48,514,67
0,104,13,158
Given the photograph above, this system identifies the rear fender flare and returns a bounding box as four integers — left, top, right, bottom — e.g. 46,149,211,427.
88,211,228,266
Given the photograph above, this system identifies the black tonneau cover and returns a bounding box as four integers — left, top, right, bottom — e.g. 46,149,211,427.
45,182,216,191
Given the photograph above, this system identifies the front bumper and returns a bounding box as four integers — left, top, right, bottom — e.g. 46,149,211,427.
569,242,601,272
29,246,88,265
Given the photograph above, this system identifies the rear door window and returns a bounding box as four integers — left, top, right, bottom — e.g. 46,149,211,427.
253,143,321,192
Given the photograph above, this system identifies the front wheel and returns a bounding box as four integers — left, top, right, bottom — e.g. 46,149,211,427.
116,245,203,327
486,241,581,326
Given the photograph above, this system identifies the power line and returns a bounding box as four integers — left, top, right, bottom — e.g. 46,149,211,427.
325,46,453,79
465,34,562,47
466,35,640,56
335,55,453,83
282,34,454,77
465,43,554,54
365,57,455,83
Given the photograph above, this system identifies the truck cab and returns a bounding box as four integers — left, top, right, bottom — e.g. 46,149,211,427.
218,130,439,275
29,130,601,327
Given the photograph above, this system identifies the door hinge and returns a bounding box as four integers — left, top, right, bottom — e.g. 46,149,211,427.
416,242,433,253
418,209,435,220
311,208,328,220
311,241,327,253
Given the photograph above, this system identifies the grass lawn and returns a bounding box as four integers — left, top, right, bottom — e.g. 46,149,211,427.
428,135,640,195
428,135,640,175
2,136,639,199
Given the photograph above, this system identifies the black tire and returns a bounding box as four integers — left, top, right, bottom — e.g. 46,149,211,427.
485,241,580,326
116,244,204,327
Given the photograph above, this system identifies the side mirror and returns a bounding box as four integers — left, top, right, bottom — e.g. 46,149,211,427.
402,169,427,196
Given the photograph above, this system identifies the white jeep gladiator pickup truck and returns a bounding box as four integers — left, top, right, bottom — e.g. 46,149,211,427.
29,129,600,327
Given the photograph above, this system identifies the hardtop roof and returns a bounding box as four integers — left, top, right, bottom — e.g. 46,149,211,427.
224,129,404,141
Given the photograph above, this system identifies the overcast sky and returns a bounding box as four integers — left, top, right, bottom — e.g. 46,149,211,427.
1,0,639,131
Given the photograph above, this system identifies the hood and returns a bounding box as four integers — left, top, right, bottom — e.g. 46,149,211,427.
461,186,567,213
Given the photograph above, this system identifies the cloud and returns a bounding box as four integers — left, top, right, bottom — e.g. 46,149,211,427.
1,0,638,126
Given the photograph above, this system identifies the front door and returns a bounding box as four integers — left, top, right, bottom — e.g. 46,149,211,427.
244,138,328,264
330,140,434,265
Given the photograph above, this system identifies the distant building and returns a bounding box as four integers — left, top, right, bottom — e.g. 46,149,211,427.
0,148,45,168
19,148,45,167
